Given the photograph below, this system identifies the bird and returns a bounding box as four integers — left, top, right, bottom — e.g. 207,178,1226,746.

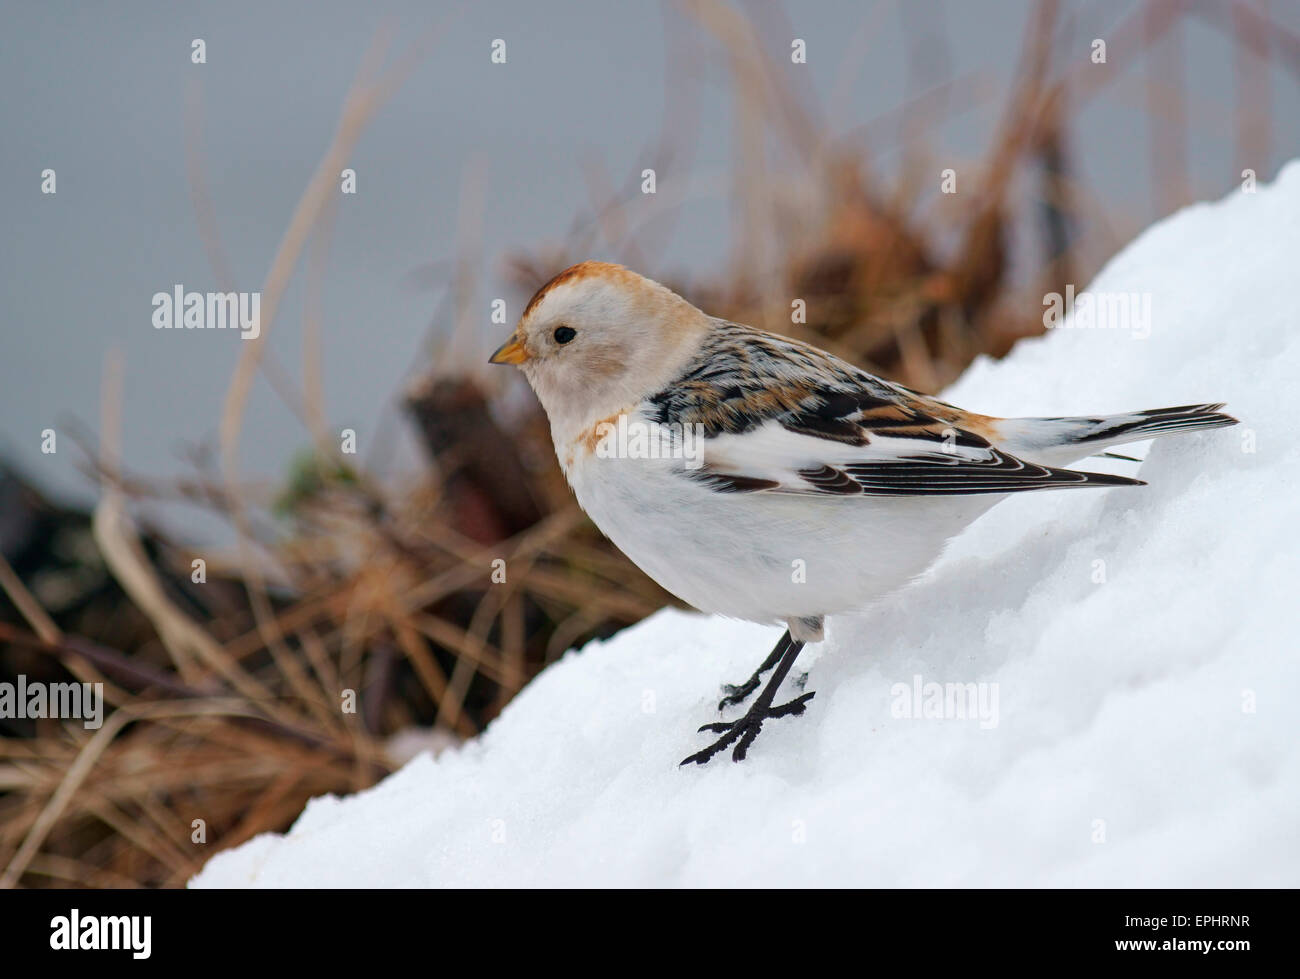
488,261,1237,766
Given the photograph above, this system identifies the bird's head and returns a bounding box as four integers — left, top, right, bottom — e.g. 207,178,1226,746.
489,262,709,433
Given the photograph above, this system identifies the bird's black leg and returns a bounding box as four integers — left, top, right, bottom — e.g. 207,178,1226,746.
717,630,791,710
681,634,814,766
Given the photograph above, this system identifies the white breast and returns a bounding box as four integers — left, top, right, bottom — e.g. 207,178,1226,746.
562,446,995,626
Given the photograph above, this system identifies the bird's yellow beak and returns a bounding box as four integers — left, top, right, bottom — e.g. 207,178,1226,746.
488,332,530,365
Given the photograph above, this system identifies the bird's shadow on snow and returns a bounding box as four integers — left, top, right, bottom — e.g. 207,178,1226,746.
820,489,1141,681
797,437,1235,780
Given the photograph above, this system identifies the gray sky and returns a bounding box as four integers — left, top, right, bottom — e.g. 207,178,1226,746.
2,0,1296,543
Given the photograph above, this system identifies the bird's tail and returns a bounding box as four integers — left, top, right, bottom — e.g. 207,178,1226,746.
993,403,1239,467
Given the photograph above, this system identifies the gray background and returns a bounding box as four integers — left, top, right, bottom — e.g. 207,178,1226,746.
2,0,1295,541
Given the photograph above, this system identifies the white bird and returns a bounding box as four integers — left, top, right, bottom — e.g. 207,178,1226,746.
490,262,1237,764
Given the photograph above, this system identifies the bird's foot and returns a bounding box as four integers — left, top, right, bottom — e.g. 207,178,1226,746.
681,691,815,765
716,634,791,710
718,669,809,710
717,675,761,711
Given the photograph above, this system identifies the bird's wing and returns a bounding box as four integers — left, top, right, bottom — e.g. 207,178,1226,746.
642,323,1144,497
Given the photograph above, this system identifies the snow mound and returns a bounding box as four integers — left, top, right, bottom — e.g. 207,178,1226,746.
193,166,1300,888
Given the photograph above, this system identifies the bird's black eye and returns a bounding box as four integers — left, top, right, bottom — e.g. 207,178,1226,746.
553,326,576,344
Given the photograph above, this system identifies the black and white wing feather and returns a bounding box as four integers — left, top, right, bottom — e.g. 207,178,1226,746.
643,322,1145,498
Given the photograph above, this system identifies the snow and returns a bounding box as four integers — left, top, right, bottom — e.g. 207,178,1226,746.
192,165,1300,888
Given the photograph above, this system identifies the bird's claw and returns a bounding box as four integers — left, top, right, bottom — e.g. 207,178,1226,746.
681,691,815,765
717,677,761,711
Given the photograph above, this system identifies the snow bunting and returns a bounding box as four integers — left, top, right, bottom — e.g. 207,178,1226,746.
489,261,1237,765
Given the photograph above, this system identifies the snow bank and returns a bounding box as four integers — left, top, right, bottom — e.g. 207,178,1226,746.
192,166,1300,888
